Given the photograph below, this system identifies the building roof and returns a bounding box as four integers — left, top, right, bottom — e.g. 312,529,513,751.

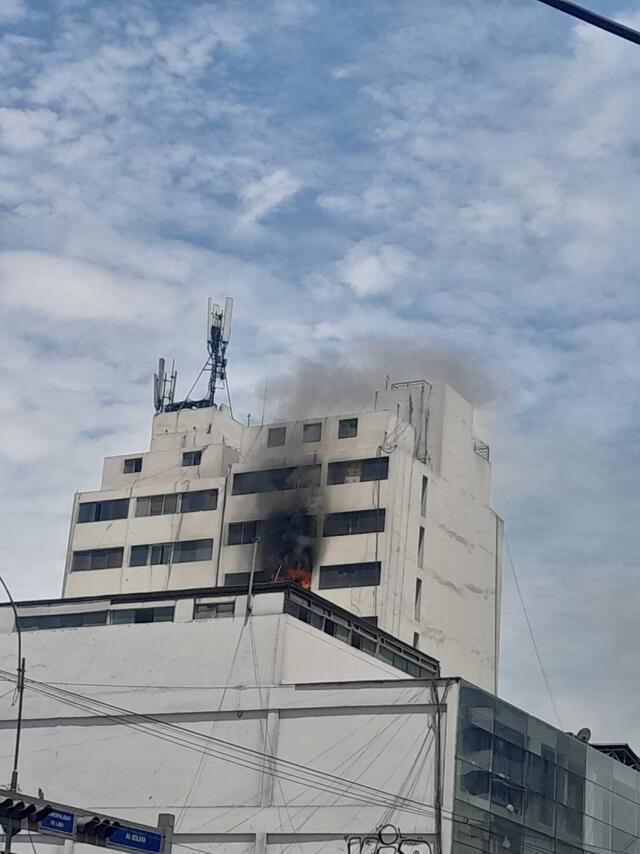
592,743,640,770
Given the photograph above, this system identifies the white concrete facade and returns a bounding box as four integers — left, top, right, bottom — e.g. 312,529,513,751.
62,380,502,692
0,591,458,854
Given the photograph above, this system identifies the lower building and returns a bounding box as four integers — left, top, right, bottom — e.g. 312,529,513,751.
0,585,637,854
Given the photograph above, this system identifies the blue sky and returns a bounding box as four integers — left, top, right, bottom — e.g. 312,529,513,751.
2,0,640,741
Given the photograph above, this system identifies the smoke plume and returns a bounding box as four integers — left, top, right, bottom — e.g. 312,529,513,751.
266,339,501,421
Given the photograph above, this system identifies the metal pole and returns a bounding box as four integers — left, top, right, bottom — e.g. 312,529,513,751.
246,537,260,617
0,574,24,793
10,660,25,792
534,0,640,45
157,813,174,854
3,820,14,854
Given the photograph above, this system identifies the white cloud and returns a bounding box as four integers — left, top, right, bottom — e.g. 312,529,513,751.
0,0,27,24
238,168,301,226
338,242,415,296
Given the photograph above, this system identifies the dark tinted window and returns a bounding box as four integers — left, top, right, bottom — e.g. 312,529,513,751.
319,562,381,589
232,465,320,495
18,611,108,631
78,499,129,523
224,571,268,586
180,489,218,512
194,601,235,619
228,520,259,545
327,457,389,485
338,418,358,439
322,509,386,537
173,539,213,562
123,457,142,473
267,427,286,447
71,548,123,571
303,422,322,443
110,607,174,625
182,450,202,466
135,493,178,517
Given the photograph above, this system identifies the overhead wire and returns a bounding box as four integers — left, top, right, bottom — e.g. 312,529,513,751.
505,538,563,729
533,0,640,45
0,670,438,819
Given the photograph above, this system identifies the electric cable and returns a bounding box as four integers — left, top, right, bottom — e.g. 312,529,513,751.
2,670,638,852
0,670,437,819
505,538,563,729
534,0,640,45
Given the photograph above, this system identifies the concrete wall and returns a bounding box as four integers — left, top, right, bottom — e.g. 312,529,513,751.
60,380,502,692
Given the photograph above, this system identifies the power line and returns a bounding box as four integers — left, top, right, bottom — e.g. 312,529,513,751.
534,0,640,45
505,540,563,729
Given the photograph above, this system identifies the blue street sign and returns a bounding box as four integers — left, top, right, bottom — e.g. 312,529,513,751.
40,810,75,835
109,826,163,853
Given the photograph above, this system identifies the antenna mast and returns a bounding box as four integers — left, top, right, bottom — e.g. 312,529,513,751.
206,297,233,407
153,297,234,413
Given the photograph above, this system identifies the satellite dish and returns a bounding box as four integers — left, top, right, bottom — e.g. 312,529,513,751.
576,728,592,743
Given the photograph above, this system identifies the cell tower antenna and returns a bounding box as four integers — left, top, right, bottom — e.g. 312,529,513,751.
205,297,233,407
153,357,178,413
153,298,233,413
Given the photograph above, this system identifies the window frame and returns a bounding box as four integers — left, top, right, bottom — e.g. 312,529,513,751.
267,426,286,447
302,422,322,443
338,418,358,439
318,561,381,589
123,457,142,474
194,601,235,620
77,498,129,523
228,520,259,545
182,450,202,467
327,456,389,485
322,508,386,537
71,548,124,572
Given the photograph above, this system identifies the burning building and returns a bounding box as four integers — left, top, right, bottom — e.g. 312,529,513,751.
62,298,503,692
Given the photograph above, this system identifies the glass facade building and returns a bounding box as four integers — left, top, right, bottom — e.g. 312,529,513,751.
454,683,640,854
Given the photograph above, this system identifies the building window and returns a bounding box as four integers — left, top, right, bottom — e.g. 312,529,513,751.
327,457,389,485
228,520,259,545
224,571,268,586
173,539,213,563
303,422,322,443
135,493,178,517
123,457,142,474
135,489,218,517
77,499,129,523
413,632,420,649
318,562,381,589
18,611,108,631
417,526,425,568
267,426,286,447
421,476,428,517
180,489,218,513
194,601,235,619
414,577,422,621
182,450,202,466
322,509,386,537
232,464,320,495
362,616,378,627
110,607,174,625
338,418,358,439
130,539,213,566
71,548,123,571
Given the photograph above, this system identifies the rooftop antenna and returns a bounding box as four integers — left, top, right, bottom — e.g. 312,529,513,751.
206,297,233,407
153,297,233,413
153,357,177,413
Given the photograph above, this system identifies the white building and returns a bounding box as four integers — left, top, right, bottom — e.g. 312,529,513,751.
63,368,503,692
0,585,638,854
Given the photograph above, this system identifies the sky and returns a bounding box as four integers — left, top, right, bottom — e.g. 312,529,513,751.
1,0,640,743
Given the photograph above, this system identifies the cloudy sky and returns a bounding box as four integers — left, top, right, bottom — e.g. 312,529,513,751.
2,0,640,742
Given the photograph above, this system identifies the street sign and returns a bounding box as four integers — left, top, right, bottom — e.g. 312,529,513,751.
0,789,172,854
40,810,75,835
109,826,163,853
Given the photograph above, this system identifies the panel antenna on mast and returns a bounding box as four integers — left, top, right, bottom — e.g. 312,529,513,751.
154,297,234,413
